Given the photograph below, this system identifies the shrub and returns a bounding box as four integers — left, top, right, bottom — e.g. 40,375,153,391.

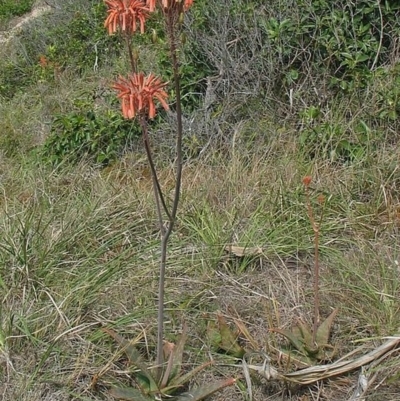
0,1,123,101
0,0,34,22
41,2,122,73
41,102,141,166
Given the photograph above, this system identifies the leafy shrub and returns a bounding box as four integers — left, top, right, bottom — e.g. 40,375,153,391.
186,0,400,108
374,65,400,121
43,3,122,73
41,102,141,166
261,0,400,94
0,1,122,100
0,0,33,21
298,104,382,163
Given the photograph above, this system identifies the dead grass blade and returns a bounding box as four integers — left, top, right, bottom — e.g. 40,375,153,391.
283,334,400,385
244,334,400,386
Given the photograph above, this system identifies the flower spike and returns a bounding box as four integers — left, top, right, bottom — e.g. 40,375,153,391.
113,72,169,119
104,0,150,35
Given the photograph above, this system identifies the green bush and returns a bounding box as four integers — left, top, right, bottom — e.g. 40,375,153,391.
41,101,141,166
0,0,33,21
42,2,122,73
0,1,122,100
374,65,400,121
260,0,400,94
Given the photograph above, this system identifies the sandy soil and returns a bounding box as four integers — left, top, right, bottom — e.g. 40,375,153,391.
0,4,52,45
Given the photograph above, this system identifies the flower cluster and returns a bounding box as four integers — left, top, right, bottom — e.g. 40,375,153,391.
113,72,169,119
104,0,194,33
104,0,194,119
104,0,149,35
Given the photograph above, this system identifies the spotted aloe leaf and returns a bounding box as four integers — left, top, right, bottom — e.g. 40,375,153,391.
271,328,307,355
315,309,338,346
272,309,338,365
296,320,319,355
209,314,246,358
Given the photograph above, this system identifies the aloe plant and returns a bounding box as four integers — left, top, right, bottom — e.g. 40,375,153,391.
207,314,246,359
103,326,236,401
271,309,338,366
269,178,338,367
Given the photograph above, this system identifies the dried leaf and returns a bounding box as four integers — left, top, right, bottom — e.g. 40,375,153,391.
283,334,400,385
242,357,253,401
233,318,259,349
161,325,187,388
161,341,176,389
170,323,187,379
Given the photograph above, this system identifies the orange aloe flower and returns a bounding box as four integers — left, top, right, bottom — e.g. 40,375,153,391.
104,0,150,35
146,0,156,11
113,72,169,119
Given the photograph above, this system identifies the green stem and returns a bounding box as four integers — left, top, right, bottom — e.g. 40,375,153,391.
126,34,137,74
155,7,184,377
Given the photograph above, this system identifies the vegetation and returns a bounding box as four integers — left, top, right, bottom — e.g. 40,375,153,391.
0,0,400,400
0,0,34,23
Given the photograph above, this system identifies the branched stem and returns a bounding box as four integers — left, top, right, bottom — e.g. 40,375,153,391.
107,0,189,387
155,8,184,377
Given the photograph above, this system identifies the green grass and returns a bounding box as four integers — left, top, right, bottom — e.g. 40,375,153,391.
0,0,34,20
0,146,399,400
0,1,400,400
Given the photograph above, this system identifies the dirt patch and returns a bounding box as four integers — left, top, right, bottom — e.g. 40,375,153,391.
0,4,52,45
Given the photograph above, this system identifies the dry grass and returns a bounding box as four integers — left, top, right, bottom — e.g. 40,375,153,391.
0,2,400,400
0,139,399,401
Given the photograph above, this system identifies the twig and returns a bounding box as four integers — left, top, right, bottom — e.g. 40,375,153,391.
370,0,383,71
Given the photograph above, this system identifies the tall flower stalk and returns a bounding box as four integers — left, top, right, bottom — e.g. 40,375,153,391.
303,176,326,344
104,0,192,377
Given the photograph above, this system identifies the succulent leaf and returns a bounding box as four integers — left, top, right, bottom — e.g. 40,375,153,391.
216,314,246,358
297,320,314,348
316,309,338,346
169,361,214,389
271,328,307,355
